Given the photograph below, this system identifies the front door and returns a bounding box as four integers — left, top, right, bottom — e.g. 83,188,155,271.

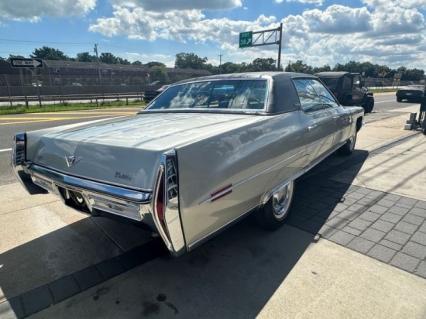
309,79,352,145
293,78,338,166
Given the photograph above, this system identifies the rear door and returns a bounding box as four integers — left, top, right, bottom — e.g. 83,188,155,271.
293,78,337,165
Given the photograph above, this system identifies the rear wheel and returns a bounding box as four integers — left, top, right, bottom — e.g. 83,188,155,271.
256,181,295,230
338,133,357,155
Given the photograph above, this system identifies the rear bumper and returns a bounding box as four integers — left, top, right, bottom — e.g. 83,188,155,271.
13,161,187,256
14,162,153,222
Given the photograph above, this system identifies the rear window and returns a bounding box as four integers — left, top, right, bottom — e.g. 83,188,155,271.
147,80,268,111
320,77,339,90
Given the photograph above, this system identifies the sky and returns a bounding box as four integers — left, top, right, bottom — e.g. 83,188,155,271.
0,0,425,69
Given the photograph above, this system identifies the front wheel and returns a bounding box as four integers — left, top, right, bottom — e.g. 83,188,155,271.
338,134,357,155
256,181,295,230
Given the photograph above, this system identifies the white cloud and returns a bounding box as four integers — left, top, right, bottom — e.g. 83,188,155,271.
89,1,426,69
363,0,426,9
124,52,175,66
302,5,371,33
90,6,276,43
369,6,424,35
280,0,324,6
0,0,96,22
115,0,242,11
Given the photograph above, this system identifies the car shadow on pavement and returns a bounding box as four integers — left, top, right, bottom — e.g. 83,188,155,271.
0,150,369,318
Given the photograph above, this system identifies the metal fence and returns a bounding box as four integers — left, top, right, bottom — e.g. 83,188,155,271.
0,59,210,107
364,77,423,88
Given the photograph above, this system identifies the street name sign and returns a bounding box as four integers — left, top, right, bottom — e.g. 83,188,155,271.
10,58,43,68
239,31,253,48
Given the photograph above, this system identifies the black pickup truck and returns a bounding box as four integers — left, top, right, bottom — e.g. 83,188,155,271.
316,72,374,113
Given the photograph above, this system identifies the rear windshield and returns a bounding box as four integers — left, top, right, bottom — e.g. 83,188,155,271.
147,80,268,111
320,77,339,90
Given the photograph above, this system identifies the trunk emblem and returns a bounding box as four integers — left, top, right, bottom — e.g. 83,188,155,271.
65,155,80,168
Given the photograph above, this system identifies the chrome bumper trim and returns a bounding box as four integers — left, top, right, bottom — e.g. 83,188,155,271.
27,163,152,203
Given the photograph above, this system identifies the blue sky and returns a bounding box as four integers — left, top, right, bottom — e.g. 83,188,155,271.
0,0,425,68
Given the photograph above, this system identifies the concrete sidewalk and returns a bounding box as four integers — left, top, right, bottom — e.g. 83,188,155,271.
28,227,426,319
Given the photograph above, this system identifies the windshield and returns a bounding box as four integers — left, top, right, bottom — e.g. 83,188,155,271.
147,80,268,111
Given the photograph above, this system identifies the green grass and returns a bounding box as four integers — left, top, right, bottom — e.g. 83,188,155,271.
0,100,146,115
369,88,397,93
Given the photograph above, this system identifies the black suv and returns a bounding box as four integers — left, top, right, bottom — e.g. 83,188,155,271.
316,72,374,113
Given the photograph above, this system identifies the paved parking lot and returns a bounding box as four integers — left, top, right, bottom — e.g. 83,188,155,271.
1,95,426,318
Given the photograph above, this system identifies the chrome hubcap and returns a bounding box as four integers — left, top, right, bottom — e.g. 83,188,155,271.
272,181,294,220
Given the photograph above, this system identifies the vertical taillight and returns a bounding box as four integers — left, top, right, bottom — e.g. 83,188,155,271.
12,133,26,166
155,168,167,233
152,151,186,256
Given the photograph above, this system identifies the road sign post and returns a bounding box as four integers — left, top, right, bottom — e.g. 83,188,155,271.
10,58,43,68
239,23,283,69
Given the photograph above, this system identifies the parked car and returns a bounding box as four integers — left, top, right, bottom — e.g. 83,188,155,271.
316,72,374,113
12,72,364,256
396,85,425,102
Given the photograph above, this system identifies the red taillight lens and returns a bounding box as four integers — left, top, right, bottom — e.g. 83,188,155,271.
155,168,170,240
156,170,165,223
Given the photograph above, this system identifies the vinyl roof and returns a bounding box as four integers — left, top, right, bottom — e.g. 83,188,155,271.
315,71,350,78
176,71,317,84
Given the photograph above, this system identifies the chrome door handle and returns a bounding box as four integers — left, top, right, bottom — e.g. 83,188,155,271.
307,124,317,131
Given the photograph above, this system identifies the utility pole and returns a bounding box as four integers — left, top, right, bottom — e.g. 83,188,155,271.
94,43,102,87
277,23,283,70
219,53,223,71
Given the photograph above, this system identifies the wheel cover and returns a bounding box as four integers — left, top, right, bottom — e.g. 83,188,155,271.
272,181,294,220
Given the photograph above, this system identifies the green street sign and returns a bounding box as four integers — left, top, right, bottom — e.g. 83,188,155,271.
239,31,253,48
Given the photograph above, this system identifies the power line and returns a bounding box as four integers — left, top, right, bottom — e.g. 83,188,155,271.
0,38,92,45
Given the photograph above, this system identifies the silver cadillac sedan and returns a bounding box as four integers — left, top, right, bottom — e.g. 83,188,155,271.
12,72,364,256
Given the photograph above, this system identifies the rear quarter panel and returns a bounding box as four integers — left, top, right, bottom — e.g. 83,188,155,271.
176,112,308,249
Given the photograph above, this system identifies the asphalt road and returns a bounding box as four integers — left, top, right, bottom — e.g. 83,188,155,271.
365,94,416,123
0,93,419,185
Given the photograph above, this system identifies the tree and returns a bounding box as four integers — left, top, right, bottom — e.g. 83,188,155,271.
8,54,25,59
76,52,97,62
150,66,169,83
175,53,208,69
31,46,69,60
117,57,131,65
132,60,143,65
285,60,313,73
220,62,242,74
313,65,331,73
99,52,117,64
401,68,424,81
145,61,166,68
248,58,277,71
